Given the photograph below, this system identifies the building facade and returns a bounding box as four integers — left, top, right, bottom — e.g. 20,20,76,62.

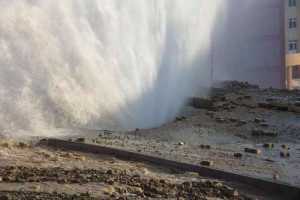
285,0,300,89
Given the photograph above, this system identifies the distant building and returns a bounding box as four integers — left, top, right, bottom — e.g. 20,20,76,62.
285,0,300,89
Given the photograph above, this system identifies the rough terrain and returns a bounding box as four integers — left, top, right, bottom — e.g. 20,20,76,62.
0,140,256,200
0,81,299,199
69,82,300,187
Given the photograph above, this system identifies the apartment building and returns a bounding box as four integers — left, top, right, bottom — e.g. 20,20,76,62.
285,0,300,89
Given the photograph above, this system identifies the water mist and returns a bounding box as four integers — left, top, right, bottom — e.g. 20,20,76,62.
0,0,222,136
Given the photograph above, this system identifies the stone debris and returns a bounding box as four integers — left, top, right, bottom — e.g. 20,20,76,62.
175,116,186,122
244,148,261,155
254,118,265,123
259,99,300,113
236,120,247,126
200,160,214,167
18,142,29,148
200,145,211,149
215,117,226,123
289,105,300,113
263,143,274,148
273,174,280,180
281,144,289,149
0,166,253,200
219,81,259,90
259,123,269,127
178,142,185,146
188,97,214,110
0,192,93,200
76,138,86,143
233,153,243,159
251,129,278,137
280,151,290,158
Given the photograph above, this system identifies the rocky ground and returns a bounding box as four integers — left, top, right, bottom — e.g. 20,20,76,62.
0,140,257,200
0,81,299,199
68,82,300,187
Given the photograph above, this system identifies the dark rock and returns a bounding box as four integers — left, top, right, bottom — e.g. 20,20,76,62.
178,142,185,146
18,142,28,148
175,116,186,121
271,102,289,111
206,111,215,117
234,153,243,158
263,143,274,148
280,151,290,158
221,81,259,90
200,160,213,166
75,138,85,143
200,145,211,149
188,97,214,110
254,118,264,123
294,101,300,107
258,102,273,109
289,105,300,113
215,117,226,123
273,174,280,180
0,195,9,200
244,148,261,154
229,118,238,123
259,123,269,127
235,120,247,127
252,129,278,137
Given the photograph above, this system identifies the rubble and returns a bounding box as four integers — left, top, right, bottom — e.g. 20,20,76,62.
76,138,86,143
244,148,261,155
0,192,94,200
0,81,299,199
263,143,274,148
200,145,211,149
0,166,252,200
175,116,187,122
200,161,214,166
280,151,290,158
177,142,185,146
251,129,278,137
217,81,259,91
188,97,214,110
233,153,243,159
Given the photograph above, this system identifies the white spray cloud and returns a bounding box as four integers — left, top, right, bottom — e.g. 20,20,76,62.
0,0,222,136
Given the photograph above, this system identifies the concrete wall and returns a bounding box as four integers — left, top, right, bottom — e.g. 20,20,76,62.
213,0,284,88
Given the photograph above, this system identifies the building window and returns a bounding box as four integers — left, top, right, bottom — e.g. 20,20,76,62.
288,40,298,51
289,0,297,7
292,66,300,79
289,18,297,28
